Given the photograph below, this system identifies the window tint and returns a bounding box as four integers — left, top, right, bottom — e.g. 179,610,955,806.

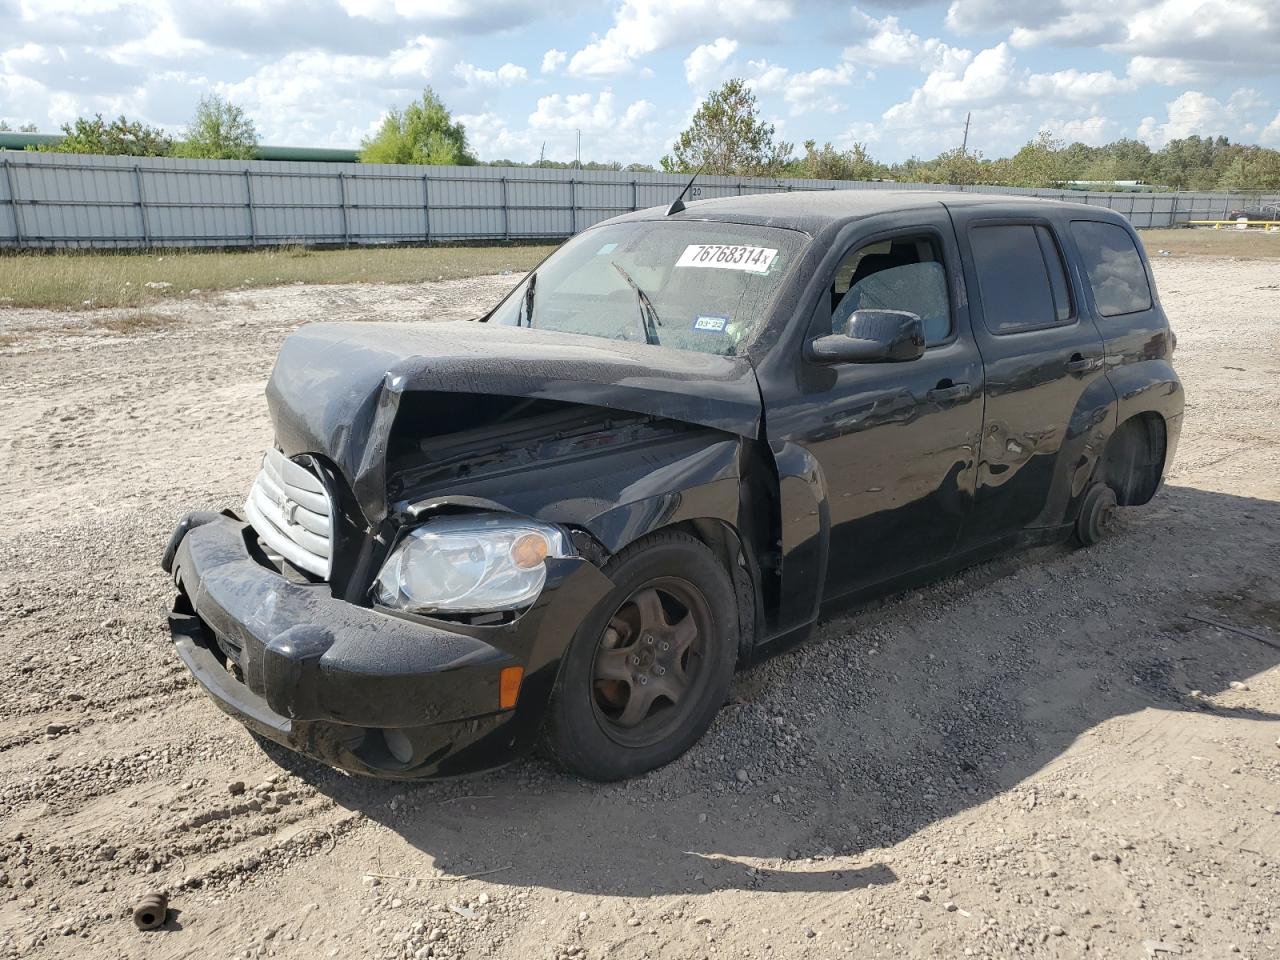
970,224,1074,335
1070,220,1153,317
828,235,952,345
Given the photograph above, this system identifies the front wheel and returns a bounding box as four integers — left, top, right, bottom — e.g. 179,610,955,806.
544,531,739,781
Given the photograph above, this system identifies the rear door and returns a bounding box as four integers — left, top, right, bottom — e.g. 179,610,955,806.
947,205,1112,544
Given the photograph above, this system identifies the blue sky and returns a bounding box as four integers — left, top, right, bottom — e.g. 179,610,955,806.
1,1,1278,164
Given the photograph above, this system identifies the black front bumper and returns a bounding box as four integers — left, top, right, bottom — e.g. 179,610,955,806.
164,513,612,779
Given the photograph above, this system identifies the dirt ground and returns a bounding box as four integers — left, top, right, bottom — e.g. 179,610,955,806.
1,255,1277,960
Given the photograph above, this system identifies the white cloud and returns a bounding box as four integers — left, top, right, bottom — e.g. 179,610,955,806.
1125,55,1211,86
540,48,566,73
216,36,446,145
683,37,737,89
845,9,971,73
1026,69,1134,101
946,0,1280,72
460,88,663,163
566,0,791,77
1137,88,1269,148
452,60,528,88
1045,114,1114,145
1262,111,1280,146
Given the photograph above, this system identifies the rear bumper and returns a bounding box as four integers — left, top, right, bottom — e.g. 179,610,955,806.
164,512,612,779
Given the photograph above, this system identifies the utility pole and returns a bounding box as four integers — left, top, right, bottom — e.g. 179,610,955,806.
538,141,545,166
575,129,581,169
961,111,972,155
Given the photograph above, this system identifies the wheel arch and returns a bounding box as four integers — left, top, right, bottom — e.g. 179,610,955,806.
1097,410,1168,506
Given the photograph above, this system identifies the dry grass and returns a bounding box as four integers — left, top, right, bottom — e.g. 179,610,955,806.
0,243,558,310
95,311,179,335
1140,227,1280,259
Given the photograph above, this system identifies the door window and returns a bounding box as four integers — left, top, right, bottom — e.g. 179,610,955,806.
970,224,1074,335
828,235,952,345
1069,220,1154,317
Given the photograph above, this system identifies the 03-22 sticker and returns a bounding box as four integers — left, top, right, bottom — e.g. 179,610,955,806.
676,244,778,274
692,315,729,333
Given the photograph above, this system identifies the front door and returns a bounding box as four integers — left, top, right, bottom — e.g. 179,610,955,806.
946,205,1111,544
763,212,985,602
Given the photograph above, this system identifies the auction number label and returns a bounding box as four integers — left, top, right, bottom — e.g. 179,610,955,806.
676,244,778,274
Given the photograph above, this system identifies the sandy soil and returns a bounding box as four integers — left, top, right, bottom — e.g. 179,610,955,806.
0,258,1277,960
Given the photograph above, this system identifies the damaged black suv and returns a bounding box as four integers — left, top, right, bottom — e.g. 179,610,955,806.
164,190,1183,781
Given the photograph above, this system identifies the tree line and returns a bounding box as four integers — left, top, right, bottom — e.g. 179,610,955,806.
8,82,1280,191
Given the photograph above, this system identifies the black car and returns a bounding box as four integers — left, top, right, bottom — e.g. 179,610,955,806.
163,190,1183,781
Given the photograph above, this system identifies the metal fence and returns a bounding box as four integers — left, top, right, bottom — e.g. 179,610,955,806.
2,149,1276,249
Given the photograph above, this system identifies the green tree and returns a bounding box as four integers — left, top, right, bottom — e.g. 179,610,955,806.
1008,131,1068,187
360,88,475,165
661,78,793,176
174,94,258,160
789,140,888,181
41,114,171,156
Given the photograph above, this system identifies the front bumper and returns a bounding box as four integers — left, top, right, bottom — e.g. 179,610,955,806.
164,512,612,779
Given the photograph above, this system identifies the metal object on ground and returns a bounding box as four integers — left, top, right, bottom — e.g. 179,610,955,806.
132,892,168,930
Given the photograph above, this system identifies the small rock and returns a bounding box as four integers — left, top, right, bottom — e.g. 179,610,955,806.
735,769,749,783
914,889,930,901
578,911,589,922
1230,681,1249,691
1049,925,1066,936
46,724,69,736
228,782,246,796
943,902,957,912
626,917,641,927
477,892,489,905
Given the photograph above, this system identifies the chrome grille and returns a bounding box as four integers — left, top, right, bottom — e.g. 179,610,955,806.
244,448,333,578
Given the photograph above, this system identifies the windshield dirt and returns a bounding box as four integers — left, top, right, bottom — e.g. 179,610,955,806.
485,220,808,356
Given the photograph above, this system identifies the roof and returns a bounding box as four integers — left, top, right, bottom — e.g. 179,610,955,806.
612,188,1110,236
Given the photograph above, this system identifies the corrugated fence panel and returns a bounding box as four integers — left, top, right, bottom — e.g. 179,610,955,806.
2,150,1278,249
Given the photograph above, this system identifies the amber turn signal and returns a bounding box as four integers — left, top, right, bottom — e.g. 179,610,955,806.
509,532,550,570
499,666,524,710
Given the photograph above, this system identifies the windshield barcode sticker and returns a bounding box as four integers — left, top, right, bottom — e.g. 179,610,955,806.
676,244,778,274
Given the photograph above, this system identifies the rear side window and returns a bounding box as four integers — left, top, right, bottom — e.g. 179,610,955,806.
1070,220,1153,317
970,224,1073,334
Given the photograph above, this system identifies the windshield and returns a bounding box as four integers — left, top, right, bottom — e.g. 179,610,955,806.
485,220,808,356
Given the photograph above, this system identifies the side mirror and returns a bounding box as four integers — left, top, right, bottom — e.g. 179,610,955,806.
807,309,925,364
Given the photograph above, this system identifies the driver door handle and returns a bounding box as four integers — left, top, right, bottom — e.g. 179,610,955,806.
926,381,972,403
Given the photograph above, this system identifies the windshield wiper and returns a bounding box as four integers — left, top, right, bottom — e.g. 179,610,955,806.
611,261,661,346
518,271,537,327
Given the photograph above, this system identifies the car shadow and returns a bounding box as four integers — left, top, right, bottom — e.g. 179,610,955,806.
259,483,1280,898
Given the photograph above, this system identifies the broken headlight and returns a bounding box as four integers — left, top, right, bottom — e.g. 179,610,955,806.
372,512,573,614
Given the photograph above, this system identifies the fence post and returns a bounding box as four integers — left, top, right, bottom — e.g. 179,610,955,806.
423,174,431,243
2,157,22,250
338,172,350,246
569,178,577,234
133,164,151,246
500,176,509,239
631,179,638,212
243,169,256,246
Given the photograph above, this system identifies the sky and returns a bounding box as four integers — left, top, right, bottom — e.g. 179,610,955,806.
1,0,1279,165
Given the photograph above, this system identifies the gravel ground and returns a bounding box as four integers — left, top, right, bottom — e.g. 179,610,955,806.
0,258,1277,960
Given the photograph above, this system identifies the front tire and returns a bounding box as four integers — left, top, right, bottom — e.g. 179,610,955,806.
544,531,739,781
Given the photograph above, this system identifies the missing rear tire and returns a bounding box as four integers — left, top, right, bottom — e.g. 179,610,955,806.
1074,482,1118,547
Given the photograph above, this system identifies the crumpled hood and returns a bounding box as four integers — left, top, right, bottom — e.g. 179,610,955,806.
265,320,763,523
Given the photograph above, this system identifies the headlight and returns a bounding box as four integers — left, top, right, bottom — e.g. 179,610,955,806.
372,512,573,614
